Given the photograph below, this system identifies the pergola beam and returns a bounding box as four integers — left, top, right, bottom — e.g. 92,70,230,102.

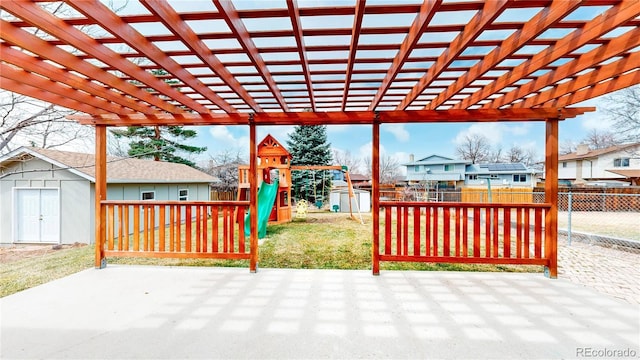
455,0,640,109
69,0,234,114
70,108,594,126
426,0,582,110
368,0,441,110
214,0,289,112
542,70,640,108
397,0,509,110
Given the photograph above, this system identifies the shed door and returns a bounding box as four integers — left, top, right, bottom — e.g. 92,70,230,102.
15,189,60,243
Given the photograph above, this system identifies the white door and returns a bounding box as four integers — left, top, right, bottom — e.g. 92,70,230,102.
15,189,60,243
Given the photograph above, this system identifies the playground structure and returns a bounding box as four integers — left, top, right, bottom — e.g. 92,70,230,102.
237,135,362,234
3,1,639,277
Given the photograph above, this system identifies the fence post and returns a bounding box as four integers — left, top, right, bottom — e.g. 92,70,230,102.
567,192,572,246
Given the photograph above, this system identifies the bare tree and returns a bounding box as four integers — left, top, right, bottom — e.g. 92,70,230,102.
0,93,93,155
456,133,491,163
603,86,640,144
582,129,617,149
200,149,246,192
488,146,504,163
364,155,401,184
332,149,362,173
560,139,578,155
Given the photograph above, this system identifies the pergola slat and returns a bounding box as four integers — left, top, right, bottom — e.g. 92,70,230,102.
0,0,196,114
213,0,289,112
543,70,640,108
0,43,147,114
0,19,176,114
0,77,106,115
368,0,441,111
341,0,366,111
455,0,640,109
397,0,509,110
426,0,583,110
69,0,233,114
517,52,640,108
287,0,315,111
492,26,640,109
139,0,257,112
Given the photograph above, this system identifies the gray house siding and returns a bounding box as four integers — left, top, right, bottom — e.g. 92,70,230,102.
1,158,211,245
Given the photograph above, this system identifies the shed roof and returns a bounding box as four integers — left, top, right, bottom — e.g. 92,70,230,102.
0,147,216,184
1,1,638,126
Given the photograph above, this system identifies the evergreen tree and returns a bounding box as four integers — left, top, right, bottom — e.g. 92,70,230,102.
111,69,206,167
287,125,332,205
111,126,206,167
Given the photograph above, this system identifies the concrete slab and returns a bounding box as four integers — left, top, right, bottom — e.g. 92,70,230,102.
1,266,638,359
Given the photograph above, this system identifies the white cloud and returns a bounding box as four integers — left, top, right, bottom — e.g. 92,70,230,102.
209,126,249,148
453,123,533,147
383,124,410,142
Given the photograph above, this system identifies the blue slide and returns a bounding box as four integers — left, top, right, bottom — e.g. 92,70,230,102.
244,179,279,238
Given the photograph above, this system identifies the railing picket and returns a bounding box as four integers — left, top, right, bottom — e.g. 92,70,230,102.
384,207,391,255
196,206,202,253
202,206,209,253
238,205,245,253
159,206,165,252
473,207,480,257
169,205,175,252
108,205,114,251
413,206,420,256
143,205,149,251
149,205,155,252
455,207,461,257
534,208,542,258
403,206,409,256
175,204,182,252
133,206,140,251
524,208,530,258
443,206,450,257
516,208,522,258
185,205,192,252
395,207,401,255
492,208,499,257
504,207,511,258
424,206,431,256
432,207,439,256
117,205,123,251
123,206,129,251
229,205,235,253
212,205,219,253
223,206,229,253
484,207,491,257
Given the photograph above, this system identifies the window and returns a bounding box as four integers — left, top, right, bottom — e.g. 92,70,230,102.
414,165,420,172
444,164,454,171
468,174,478,180
562,162,567,168
513,174,526,183
141,191,155,200
613,158,630,167
178,189,189,201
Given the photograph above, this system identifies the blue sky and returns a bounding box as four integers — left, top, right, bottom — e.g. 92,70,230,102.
193,96,611,172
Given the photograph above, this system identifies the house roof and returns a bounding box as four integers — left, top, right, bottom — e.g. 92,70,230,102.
607,169,640,179
0,147,216,184
559,143,640,161
349,173,369,181
404,155,470,166
466,163,538,174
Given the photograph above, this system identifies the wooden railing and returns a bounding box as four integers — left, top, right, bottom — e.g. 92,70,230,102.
376,201,552,267
101,200,251,260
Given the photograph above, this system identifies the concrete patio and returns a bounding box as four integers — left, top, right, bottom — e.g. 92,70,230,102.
1,266,638,359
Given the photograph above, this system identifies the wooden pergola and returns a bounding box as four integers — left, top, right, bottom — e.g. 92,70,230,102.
2,0,639,277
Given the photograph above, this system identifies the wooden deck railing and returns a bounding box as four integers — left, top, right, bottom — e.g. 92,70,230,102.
376,201,552,267
101,200,251,260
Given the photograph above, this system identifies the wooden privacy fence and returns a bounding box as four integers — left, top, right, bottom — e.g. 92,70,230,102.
461,188,534,203
376,201,552,268
101,200,251,260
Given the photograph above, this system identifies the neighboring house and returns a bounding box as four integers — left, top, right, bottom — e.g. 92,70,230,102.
403,154,539,188
404,155,470,189
558,143,640,186
0,147,215,245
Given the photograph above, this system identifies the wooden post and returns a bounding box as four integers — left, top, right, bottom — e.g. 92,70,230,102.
94,125,107,268
372,120,380,275
249,120,258,273
544,119,559,278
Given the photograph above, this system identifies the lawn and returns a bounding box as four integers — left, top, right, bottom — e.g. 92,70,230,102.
1,211,536,297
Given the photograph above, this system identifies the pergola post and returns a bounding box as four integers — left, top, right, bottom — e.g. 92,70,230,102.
544,119,559,278
94,125,107,269
372,120,380,275
249,120,258,273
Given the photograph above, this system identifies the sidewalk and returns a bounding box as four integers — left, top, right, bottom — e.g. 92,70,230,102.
1,266,638,359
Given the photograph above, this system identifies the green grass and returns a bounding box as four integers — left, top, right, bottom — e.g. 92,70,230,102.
1,211,537,298
0,245,94,298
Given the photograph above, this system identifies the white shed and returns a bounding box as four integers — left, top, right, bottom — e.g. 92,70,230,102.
0,147,215,245
329,189,370,213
